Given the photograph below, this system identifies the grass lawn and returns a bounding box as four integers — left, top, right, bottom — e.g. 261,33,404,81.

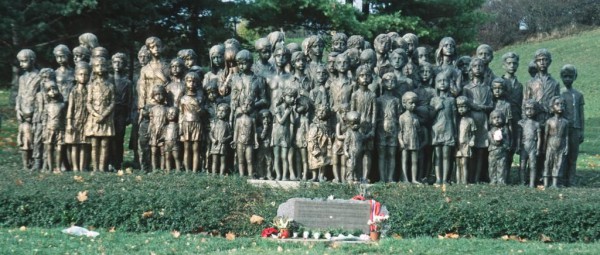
2,227,599,255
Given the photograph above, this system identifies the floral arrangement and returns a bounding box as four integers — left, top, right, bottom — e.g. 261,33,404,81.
367,214,389,232
272,216,293,229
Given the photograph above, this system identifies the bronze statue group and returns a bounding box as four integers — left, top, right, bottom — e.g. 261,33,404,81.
15,32,584,188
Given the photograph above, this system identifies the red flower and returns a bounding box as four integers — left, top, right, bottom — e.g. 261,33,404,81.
261,227,278,237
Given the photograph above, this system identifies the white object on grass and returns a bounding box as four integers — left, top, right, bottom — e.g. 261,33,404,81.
62,226,100,237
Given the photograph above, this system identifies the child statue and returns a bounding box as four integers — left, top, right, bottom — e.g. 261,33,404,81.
431,71,457,185
389,48,413,97
399,92,421,184
43,83,66,171
16,49,40,170
351,65,378,182
309,64,329,107
232,98,259,178
501,52,523,176
138,37,169,111
85,57,115,172
72,46,91,64
229,50,269,123
560,64,584,187
344,111,365,183
517,100,542,187
303,35,325,81
376,73,402,182
272,87,297,181
163,107,182,173
65,62,91,172
203,44,225,95
332,104,349,182
33,69,54,172
294,96,311,181
402,33,419,66
524,49,560,124
308,105,333,182
166,58,186,108
149,85,168,172
544,96,569,188
462,57,493,183
78,33,99,51
475,44,497,87
179,72,203,173
488,110,510,185
53,44,75,103
455,55,471,91
177,49,203,77
209,103,232,176
111,52,132,170
252,38,275,78
331,32,348,54
373,34,393,78
329,53,353,116
456,96,476,185
256,109,274,180
415,46,430,66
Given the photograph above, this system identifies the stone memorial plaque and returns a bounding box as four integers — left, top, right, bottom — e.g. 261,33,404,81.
277,198,371,233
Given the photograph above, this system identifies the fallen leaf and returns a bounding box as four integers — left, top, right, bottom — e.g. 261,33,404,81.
19,226,27,231
109,227,116,233
438,235,444,239
330,242,341,249
15,179,23,186
200,238,207,243
441,184,447,193
142,211,153,218
125,167,133,174
116,170,124,176
391,233,403,239
277,246,283,252
250,215,264,224
77,191,88,202
541,234,552,243
73,175,84,182
135,176,143,182
171,230,181,238
445,196,452,203
225,232,236,240
445,232,459,239
536,185,545,191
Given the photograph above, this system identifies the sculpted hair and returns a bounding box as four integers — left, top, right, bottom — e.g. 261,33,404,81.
53,44,71,56
560,64,577,78
501,52,519,63
17,49,36,60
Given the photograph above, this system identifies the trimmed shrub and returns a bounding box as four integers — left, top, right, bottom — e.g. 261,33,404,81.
1,171,599,242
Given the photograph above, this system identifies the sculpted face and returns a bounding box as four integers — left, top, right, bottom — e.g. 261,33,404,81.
492,82,505,98
185,75,197,92
112,57,126,73
442,40,455,56
184,57,195,69
524,104,536,119
419,66,432,82
457,102,469,115
403,64,414,77
383,75,396,91
476,48,493,65
148,42,162,58
503,57,519,74
310,41,324,60
335,56,350,74
390,52,406,70
258,47,271,61
93,59,108,76
18,56,33,70
403,97,416,112
237,58,252,73
75,68,90,85
435,75,449,92
293,56,305,72
55,52,68,67
315,67,328,84
357,69,372,87
211,54,224,68
535,55,550,72
170,61,183,77
470,60,483,77
332,39,346,53
552,98,565,114
490,112,504,127
274,49,288,68
216,106,228,120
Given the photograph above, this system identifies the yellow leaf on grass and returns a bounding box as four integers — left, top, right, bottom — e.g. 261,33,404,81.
19,226,27,231
171,230,181,238
73,175,84,182
15,179,24,186
125,167,133,174
541,234,552,243
277,246,283,252
116,170,124,176
77,191,88,202
441,184,447,193
250,215,264,224
445,233,459,239
225,232,236,240
142,211,154,218
136,176,143,182
108,227,116,233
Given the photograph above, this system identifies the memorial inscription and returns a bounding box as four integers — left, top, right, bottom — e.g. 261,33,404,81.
278,198,371,233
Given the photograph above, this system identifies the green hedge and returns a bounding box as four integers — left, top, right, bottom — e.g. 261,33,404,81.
1,171,599,242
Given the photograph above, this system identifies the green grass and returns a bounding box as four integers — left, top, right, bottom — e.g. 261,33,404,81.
2,227,599,255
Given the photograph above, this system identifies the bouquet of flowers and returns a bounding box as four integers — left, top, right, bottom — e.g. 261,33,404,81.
367,214,389,233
